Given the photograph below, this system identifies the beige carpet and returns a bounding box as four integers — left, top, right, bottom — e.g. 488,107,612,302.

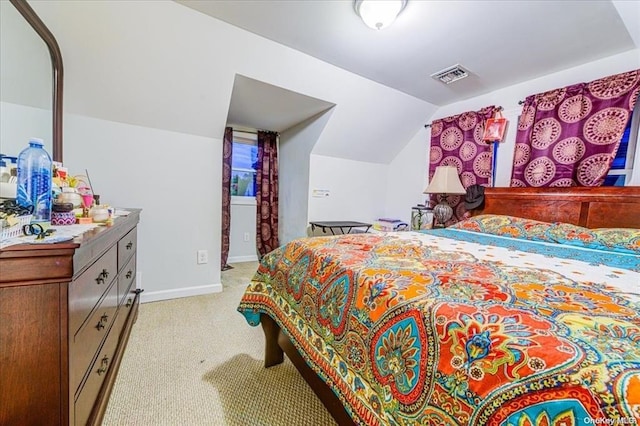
102,261,337,426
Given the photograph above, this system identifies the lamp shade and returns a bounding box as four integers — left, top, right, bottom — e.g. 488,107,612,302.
354,0,407,30
424,166,466,194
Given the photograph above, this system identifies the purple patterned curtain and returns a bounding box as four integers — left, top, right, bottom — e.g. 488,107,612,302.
221,127,233,271
511,69,640,187
255,131,280,257
429,106,500,224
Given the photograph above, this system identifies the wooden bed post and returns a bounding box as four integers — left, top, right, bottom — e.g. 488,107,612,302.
259,313,356,424
260,314,284,367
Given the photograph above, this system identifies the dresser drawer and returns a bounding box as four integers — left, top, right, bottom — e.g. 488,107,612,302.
71,280,119,395
118,253,136,305
113,294,137,352
118,228,137,269
74,312,120,426
69,245,118,334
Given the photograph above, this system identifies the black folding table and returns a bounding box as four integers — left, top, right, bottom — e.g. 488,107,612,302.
309,221,372,235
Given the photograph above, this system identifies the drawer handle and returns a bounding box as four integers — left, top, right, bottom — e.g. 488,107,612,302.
95,269,109,284
96,314,108,330
126,297,133,308
97,356,109,376
126,270,133,279
126,241,133,250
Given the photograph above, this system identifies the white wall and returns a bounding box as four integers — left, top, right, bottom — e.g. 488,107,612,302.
383,126,431,224
308,155,388,224
228,198,258,263
29,0,435,300
388,48,640,211
62,112,221,302
279,109,334,244
31,1,436,162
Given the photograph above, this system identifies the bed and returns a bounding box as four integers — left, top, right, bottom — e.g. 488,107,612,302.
238,187,640,425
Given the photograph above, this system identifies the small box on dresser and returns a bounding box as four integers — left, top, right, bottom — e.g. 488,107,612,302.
0,209,142,426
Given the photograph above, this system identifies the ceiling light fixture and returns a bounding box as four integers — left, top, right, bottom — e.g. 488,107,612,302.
354,0,408,30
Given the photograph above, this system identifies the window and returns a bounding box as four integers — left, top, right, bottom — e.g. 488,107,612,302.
604,122,632,186
231,132,258,197
604,97,639,186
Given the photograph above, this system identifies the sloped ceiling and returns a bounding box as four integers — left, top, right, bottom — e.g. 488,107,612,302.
226,75,335,132
178,0,637,107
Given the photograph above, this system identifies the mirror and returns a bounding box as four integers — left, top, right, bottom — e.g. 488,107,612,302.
0,0,63,163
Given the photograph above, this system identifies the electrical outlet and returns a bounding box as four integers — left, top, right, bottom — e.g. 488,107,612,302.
243,232,250,242
197,250,208,264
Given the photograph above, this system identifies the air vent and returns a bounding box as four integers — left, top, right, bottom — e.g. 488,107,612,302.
431,65,469,85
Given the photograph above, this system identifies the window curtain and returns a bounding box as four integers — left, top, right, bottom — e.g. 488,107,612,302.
255,130,279,257
511,69,640,187
221,126,233,271
429,106,500,224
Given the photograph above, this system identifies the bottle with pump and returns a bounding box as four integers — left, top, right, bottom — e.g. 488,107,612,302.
16,138,53,222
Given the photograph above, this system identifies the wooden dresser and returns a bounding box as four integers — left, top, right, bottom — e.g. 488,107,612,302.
0,209,141,426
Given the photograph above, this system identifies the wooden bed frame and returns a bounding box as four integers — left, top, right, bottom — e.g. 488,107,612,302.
260,186,640,426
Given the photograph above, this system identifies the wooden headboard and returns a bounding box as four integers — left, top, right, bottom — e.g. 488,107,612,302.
476,186,640,229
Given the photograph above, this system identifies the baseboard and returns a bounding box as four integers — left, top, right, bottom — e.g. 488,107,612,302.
228,255,259,263
141,283,223,303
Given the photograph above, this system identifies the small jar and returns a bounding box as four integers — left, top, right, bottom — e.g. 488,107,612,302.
56,187,83,208
90,205,110,223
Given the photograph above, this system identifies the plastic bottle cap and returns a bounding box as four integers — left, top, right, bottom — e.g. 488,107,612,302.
29,138,45,147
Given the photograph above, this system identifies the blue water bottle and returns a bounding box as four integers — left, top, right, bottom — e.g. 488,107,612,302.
16,138,53,223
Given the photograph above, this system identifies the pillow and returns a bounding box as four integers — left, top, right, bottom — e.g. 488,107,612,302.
591,228,640,255
452,215,640,254
548,223,640,255
449,214,556,242
547,222,605,250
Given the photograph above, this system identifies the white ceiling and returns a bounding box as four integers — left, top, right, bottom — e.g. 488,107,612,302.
226,75,335,132
177,0,637,107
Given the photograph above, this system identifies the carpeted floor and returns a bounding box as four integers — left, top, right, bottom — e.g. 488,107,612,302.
102,261,337,426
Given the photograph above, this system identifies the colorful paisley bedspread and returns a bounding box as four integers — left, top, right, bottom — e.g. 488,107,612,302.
238,230,640,426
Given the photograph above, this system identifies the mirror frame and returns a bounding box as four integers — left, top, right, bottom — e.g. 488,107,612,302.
9,0,63,163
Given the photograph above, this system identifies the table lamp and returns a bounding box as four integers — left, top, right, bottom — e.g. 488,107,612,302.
423,166,466,228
